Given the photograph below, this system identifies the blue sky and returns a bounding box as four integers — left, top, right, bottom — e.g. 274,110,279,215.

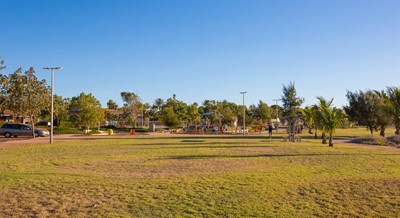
1,0,399,108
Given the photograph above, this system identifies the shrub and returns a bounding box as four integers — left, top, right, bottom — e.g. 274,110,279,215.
350,136,386,146
88,129,101,135
101,125,117,129
133,128,149,133
54,127,82,134
36,120,49,126
386,136,400,148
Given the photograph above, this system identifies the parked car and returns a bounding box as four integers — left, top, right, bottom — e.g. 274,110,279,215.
0,123,50,138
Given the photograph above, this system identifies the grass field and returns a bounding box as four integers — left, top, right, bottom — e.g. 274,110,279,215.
0,128,399,217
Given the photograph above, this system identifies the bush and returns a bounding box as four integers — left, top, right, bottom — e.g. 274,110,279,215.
133,128,149,133
88,129,101,135
387,135,400,148
351,135,400,148
350,136,386,146
54,127,82,134
101,125,117,129
36,120,49,126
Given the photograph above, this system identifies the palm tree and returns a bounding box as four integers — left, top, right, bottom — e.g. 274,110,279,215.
314,97,333,144
386,87,400,135
315,97,344,147
373,90,392,137
154,98,164,113
301,106,314,134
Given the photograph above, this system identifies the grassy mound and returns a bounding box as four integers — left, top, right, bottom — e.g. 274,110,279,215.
350,135,400,148
350,136,386,146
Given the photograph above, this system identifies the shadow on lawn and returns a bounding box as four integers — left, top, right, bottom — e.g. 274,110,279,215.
159,145,276,149
79,135,282,141
168,153,400,160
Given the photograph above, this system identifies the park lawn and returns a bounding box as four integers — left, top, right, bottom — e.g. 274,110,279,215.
0,133,399,217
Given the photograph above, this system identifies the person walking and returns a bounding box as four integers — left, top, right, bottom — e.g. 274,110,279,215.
268,123,273,139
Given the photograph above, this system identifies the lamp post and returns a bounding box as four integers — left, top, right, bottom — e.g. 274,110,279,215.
240,92,247,135
273,98,281,133
43,67,62,144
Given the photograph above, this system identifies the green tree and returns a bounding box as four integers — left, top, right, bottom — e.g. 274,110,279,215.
0,55,5,71
107,99,118,110
0,57,6,113
250,101,272,130
162,106,180,128
43,95,70,129
281,82,304,141
120,92,140,126
186,103,200,131
69,92,103,133
0,74,7,113
154,98,164,112
219,101,238,127
164,94,189,128
315,97,345,146
3,68,50,137
314,97,333,144
301,106,314,134
373,90,392,137
386,87,400,135
345,90,391,136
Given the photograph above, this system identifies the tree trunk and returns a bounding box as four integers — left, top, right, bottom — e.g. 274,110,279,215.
308,127,313,134
329,132,333,147
57,118,61,134
395,125,400,135
30,115,35,138
314,127,318,139
322,132,327,144
379,126,386,137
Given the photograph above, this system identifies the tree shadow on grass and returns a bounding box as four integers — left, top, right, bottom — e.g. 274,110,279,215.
159,145,276,149
168,153,400,160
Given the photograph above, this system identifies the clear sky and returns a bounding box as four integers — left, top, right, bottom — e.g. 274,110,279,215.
1,0,399,108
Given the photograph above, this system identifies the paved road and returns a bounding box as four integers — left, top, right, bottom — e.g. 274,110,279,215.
0,136,32,143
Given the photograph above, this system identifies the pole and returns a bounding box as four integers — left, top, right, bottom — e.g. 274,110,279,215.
273,99,280,133
43,67,62,144
240,92,247,135
142,105,144,128
50,69,54,144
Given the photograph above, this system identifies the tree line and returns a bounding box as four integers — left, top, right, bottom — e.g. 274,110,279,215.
1,57,400,146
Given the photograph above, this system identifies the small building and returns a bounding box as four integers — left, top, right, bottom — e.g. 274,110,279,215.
0,109,31,123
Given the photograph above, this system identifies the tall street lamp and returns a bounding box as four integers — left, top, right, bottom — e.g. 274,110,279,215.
43,67,62,144
240,92,247,136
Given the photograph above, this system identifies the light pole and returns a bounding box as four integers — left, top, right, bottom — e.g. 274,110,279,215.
240,92,247,135
273,98,281,133
43,67,62,144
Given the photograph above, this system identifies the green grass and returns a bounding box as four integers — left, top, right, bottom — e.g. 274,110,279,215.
0,129,399,217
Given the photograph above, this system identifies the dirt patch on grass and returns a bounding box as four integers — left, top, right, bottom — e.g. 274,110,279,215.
57,157,271,179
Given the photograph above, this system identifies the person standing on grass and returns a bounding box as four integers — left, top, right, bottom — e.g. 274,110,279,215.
268,123,273,138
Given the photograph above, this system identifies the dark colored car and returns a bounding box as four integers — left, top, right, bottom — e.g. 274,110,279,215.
0,123,50,138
